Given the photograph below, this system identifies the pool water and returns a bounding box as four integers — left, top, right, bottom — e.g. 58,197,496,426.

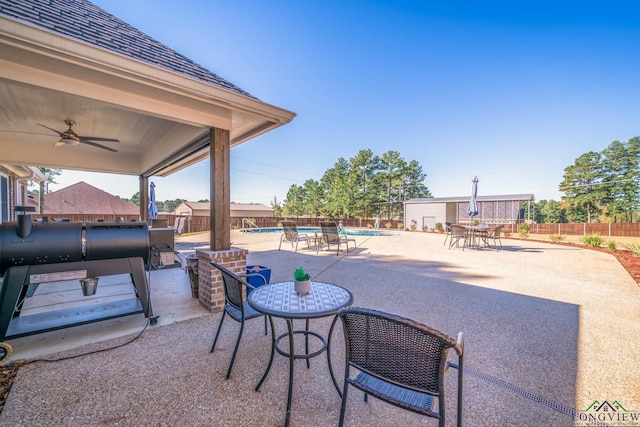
240,227,401,237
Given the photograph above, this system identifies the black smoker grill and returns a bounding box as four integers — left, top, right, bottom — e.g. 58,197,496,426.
0,206,156,349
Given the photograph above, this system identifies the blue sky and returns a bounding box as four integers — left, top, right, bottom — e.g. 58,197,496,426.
51,0,640,206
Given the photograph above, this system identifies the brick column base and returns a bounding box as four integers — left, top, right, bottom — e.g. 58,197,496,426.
195,247,248,312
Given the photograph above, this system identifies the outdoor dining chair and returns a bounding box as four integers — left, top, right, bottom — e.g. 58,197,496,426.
336,307,464,427
448,225,467,250
210,261,274,379
442,222,453,246
483,224,504,251
278,221,311,252
320,221,356,255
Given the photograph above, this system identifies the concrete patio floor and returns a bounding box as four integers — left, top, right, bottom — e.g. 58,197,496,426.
1,230,638,426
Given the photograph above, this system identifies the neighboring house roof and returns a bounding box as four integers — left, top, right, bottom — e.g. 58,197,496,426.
231,203,274,212
175,202,273,213
44,181,139,214
0,0,255,99
183,202,211,211
25,194,39,211
405,194,535,204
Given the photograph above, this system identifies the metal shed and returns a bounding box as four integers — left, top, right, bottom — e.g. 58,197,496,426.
404,194,535,230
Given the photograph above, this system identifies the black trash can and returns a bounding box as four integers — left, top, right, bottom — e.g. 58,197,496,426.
186,254,199,298
246,265,271,293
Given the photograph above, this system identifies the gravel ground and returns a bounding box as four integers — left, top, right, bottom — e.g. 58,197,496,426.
1,230,638,426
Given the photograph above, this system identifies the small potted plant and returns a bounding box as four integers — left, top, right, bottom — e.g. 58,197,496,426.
293,267,311,295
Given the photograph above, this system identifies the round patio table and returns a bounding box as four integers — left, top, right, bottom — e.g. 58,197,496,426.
248,281,353,427
464,224,491,249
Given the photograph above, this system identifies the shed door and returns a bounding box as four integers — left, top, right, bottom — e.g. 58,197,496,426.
422,216,436,230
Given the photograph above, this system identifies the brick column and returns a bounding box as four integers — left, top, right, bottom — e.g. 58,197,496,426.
195,247,247,312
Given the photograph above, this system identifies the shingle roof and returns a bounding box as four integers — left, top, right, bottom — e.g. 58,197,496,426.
184,202,272,211
0,0,257,99
231,203,273,212
44,181,139,214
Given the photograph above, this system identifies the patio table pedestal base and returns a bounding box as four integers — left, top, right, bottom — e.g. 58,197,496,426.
248,281,353,427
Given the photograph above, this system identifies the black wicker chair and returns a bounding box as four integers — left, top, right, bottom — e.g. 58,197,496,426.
210,261,273,379
336,307,464,427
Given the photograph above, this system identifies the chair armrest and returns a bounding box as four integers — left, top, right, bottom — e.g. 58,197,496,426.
455,331,464,356
446,332,465,372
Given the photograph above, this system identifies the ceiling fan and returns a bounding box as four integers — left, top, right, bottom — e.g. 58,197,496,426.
38,120,119,152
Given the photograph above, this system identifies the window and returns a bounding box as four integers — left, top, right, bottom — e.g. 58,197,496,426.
0,174,8,223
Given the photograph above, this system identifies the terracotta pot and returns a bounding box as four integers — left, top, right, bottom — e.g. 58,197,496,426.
294,280,311,295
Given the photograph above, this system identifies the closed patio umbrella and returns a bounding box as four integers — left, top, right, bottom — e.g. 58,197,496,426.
467,176,479,224
149,181,158,221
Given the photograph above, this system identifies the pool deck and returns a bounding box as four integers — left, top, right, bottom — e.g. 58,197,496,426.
1,230,639,426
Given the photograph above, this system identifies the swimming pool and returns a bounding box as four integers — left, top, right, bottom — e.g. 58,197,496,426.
240,227,401,237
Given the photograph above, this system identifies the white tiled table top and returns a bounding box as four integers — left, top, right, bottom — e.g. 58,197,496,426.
248,281,352,319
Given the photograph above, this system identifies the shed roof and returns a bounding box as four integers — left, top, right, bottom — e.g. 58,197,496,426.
405,194,535,204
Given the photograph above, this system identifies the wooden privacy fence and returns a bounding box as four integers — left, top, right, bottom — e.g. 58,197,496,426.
28,214,403,234
508,222,640,237
229,217,403,230
28,213,640,237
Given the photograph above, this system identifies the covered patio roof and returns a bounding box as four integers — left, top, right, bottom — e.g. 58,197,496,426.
0,0,295,249
0,0,295,176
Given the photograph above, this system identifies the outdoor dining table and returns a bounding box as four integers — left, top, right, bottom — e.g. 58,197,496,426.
463,224,491,249
247,280,353,427
309,233,325,254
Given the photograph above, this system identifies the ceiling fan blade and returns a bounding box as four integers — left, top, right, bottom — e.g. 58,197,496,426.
38,123,66,138
80,140,118,152
79,136,120,143
0,129,53,136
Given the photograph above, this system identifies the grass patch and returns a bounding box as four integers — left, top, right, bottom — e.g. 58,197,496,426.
549,234,566,243
625,243,640,257
581,233,603,248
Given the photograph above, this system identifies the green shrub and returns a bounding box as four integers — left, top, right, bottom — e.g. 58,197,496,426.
518,222,530,238
549,234,566,243
581,233,603,248
435,222,443,232
625,243,640,257
606,240,617,251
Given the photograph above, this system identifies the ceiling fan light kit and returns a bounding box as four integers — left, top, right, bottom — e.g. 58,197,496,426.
38,119,119,152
